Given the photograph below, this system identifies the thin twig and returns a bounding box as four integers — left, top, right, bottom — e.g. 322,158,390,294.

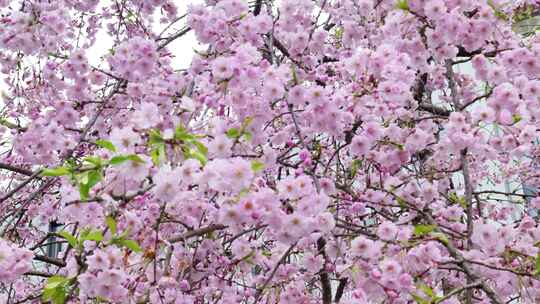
168,224,227,243
0,163,33,176
24,271,53,278
434,281,483,304
34,254,67,267
253,242,297,303
157,27,191,51
0,170,42,203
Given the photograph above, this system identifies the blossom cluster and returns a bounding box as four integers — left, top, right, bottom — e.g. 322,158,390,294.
0,0,540,303
0,238,33,283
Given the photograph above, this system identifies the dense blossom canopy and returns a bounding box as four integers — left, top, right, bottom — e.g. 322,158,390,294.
1,0,540,303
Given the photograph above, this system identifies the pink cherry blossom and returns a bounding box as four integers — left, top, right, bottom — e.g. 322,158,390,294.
0,1,539,303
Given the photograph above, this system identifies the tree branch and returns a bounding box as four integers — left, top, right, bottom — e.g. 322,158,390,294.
168,224,227,243
435,281,483,304
460,88,493,111
24,270,53,278
334,277,348,303
317,237,332,304
417,103,451,116
253,0,263,16
413,72,451,117
253,242,297,303
34,254,67,267
425,217,502,303
157,27,192,51
0,163,34,176
0,170,42,203
456,46,509,58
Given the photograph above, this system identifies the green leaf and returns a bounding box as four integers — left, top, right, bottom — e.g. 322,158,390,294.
194,151,208,165
449,192,467,208
79,184,90,200
225,118,254,141
350,159,362,178
411,293,430,304
414,224,437,237
109,154,144,165
238,188,250,199
81,230,103,242
396,0,409,11
175,128,196,142
41,167,70,177
128,154,144,163
186,149,207,166
334,27,344,40
226,128,241,139
87,170,102,189
83,156,103,167
251,160,265,172
291,65,298,84
79,171,89,184
78,169,102,200
513,5,535,23
45,276,69,289
243,131,253,141
192,140,208,156
42,286,67,304
42,288,56,302
174,125,188,138
95,139,116,152
43,276,69,304
487,0,509,21
396,196,408,209
419,283,435,298
117,227,131,240
106,216,117,236
150,144,166,166
0,117,20,130
109,155,130,165
240,250,256,263
118,239,142,253
151,148,160,165
148,129,164,145
242,117,254,128
535,252,540,276
431,232,450,245
57,231,78,248
387,141,404,150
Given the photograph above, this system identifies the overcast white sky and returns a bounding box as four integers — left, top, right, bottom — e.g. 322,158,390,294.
86,0,202,68
0,1,202,92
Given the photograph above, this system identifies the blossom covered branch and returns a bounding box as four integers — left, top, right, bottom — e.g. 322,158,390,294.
0,0,540,304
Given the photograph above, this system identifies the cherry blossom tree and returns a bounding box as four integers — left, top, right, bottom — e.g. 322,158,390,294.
1,0,540,303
